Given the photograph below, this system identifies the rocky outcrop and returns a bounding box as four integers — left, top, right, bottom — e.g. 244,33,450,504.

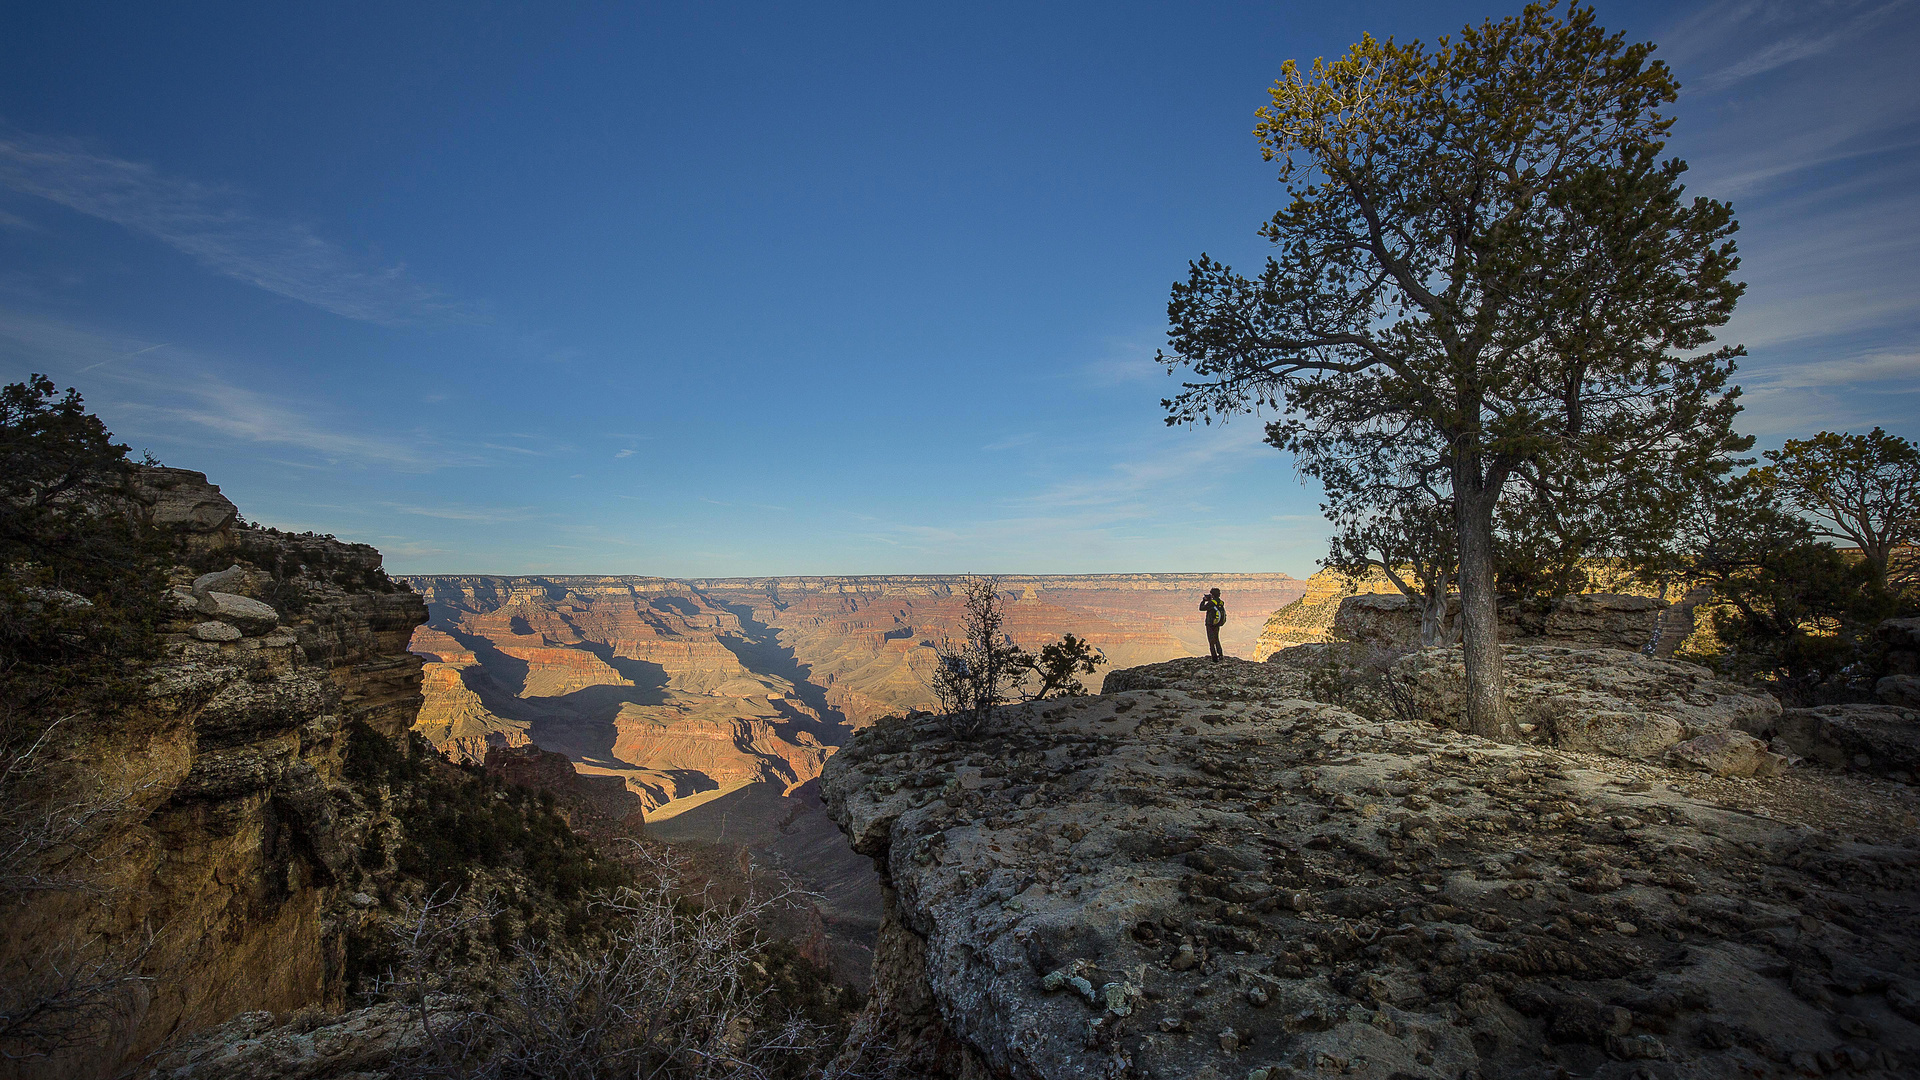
133,466,239,545
1749,703,1920,779
1390,645,1781,767
1331,592,1668,651
823,657,1920,1080
148,1001,462,1080
2,469,426,1078
1255,568,1399,658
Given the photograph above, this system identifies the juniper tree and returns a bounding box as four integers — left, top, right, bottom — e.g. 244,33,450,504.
1158,3,1745,736
1761,428,1920,594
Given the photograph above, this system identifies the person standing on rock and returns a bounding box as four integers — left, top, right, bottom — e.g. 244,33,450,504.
1200,587,1226,662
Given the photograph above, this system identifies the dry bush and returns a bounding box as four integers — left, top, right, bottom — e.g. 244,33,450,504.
382,844,880,1080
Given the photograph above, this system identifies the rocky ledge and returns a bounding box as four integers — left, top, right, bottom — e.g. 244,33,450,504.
821,657,1920,1080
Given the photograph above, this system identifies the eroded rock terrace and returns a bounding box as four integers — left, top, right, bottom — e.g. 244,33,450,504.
822,657,1920,1080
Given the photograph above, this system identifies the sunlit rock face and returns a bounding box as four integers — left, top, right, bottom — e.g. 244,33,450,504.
823,657,1920,1080
3,468,429,1077
404,574,1303,815
1256,568,1401,658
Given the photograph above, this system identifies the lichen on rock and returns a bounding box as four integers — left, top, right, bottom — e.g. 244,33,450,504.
823,656,1920,1079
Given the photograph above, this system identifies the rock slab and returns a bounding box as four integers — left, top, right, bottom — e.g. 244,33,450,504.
824,657,1920,1080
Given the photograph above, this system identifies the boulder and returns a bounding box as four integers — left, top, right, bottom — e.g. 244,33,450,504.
1879,674,1920,710
134,466,238,535
1330,592,1424,647
190,621,243,643
1391,644,1780,761
199,592,279,635
1665,729,1787,778
1763,703,1920,775
1552,709,1686,759
1517,592,1671,650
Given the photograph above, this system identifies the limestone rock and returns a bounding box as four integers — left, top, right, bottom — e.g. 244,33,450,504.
198,591,280,635
1665,729,1786,777
191,620,243,642
5,511,427,1076
1391,644,1779,760
148,1000,462,1079
1764,703,1920,775
134,466,239,536
1879,674,1920,710
1330,592,1667,651
18,586,94,612
824,656,1920,1080
1328,592,1423,647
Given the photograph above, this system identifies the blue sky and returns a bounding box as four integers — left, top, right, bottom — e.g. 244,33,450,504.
2,1,1915,576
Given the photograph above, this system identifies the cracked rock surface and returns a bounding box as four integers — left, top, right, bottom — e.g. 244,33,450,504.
821,657,1920,1080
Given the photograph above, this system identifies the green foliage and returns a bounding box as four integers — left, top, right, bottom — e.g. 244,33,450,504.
341,722,633,993
0,375,168,736
1023,632,1106,698
1158,2,1747,735
1669,470,1897,699
1760,427,1920,595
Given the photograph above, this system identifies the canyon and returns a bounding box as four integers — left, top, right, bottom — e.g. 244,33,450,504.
403,573,1305,816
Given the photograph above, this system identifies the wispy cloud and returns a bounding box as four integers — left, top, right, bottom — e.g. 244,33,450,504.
383,502,537,524
1681,0,1911,91
0,308,485,470
1754,350,1920,389
1023,421,1277,511
0,125,465,325
1647,0,1920,442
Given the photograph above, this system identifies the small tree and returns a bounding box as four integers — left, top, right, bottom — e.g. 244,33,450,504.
929,579,1104,738
1665,470,1893,697
1159,3,1746,736
1325,484,1459,646
1760,428,1919,594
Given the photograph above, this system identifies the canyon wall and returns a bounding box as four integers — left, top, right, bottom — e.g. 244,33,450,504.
1,470,427,1078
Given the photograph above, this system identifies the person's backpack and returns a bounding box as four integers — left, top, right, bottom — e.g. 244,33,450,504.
1203,597,1226,627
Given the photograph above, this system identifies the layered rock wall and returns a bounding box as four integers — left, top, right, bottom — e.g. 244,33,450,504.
1331,593,1669,652
1,470,426,1078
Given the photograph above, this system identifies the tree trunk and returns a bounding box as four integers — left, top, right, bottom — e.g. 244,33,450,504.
1454,486,1513,738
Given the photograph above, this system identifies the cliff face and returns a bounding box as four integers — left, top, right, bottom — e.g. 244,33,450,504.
822,657,1920,1080
1255,569,1400,658
0,470,426,1078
